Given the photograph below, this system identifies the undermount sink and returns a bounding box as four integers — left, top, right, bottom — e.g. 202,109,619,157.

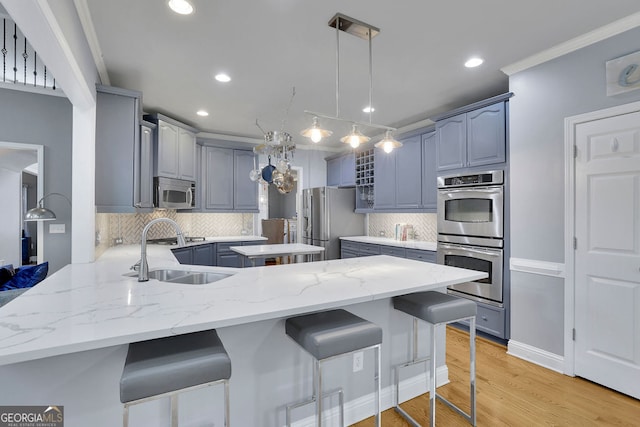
129,269,232,285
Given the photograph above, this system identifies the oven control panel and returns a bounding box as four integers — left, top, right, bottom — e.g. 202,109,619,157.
438,170,503,188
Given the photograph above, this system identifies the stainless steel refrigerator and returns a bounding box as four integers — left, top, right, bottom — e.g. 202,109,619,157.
302,187,365,260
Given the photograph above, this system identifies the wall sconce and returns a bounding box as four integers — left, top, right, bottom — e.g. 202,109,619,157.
24,192,71,221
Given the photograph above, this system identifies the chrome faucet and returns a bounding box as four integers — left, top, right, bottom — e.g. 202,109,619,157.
134,218,186,282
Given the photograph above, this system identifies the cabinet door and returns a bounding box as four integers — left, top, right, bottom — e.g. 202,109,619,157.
203,147,234,210
436,114,466,171
217,253,241,268
374,147,396,209
178,128,196,180
395,135,422,208
95,90,139,212
340,153,356,187
171,247,193,264
466,102,506,167
192,244,214,266
233,150,259,211
421,131,437,210
326,157,340,186
157,121,179,178
137,124,155,208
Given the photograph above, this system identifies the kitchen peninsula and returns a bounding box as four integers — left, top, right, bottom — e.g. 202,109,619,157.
0,244,484,426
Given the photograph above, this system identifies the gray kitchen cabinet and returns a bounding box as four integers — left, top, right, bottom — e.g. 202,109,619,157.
156,120,179,178
178,128,197,181
95,85,153,213
421,131,437,210
395,135,422,209
340,240,435,262
172,240,264,267
171,247,193,264
233,150,259,211
216,241,264,267
466,102,506,167
326,157,340,186
201,146,258,212
326,152,356,187
405,248,436,263
435,99,507,172
379,245,406,258
373,146,396,209
203,146,234,210
374,131,432,211
147,113,198,180
192,243,215,266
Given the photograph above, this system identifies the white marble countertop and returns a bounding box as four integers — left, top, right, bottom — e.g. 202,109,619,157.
230,243,325,258
340,236,437,251
0,243,483,366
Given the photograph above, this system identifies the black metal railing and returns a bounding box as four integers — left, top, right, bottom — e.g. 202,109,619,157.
1,15,56,90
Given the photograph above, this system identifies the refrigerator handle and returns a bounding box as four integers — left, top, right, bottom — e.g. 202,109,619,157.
306,192,313,239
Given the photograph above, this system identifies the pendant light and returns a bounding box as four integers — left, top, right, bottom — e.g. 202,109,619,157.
374,130,403,153
340,124,370,148
300,116,332,143
301,13,400,152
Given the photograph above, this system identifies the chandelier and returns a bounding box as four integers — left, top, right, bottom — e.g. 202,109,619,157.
300,13,402,153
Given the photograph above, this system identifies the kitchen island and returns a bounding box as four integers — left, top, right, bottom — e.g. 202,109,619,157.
0,244,484,426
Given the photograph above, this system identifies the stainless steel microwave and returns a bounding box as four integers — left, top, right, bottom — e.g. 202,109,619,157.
153,177,195,209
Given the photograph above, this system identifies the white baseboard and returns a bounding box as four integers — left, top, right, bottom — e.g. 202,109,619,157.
507,340,564,374
290,365,449,427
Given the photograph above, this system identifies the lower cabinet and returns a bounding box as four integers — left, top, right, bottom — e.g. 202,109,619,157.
340,240,435,262
171,240,265,267
454,303,506,338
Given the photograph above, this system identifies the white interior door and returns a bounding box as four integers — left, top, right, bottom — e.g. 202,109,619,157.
574,110,640,399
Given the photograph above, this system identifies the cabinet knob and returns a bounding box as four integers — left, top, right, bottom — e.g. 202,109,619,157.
481,316,488,321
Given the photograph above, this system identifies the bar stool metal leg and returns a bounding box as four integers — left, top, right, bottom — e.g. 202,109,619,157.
374,343,381,427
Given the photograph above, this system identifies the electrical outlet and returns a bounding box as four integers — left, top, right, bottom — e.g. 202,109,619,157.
353,351,364,372
114,237,123,245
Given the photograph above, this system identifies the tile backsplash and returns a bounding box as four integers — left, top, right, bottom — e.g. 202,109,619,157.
368,213,437,242
95,211,253,254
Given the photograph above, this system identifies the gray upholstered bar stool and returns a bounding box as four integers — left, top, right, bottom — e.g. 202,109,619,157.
393,291,477,427
285,309,383,427
120,330,231,427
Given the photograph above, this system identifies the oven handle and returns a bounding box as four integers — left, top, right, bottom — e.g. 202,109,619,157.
438,186,502,195
438,242,502,257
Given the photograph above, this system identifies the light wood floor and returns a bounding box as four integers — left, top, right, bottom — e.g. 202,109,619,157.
352,326,640,426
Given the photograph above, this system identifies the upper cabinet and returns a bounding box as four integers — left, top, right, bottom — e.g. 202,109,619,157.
372,129,436,212
200,145,259,212
146,113,198,181
434,94,511,172
95,85,154,213
326,152,355,187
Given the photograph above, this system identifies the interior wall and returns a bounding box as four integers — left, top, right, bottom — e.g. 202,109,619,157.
0,169,21,266
0,88,73,273
508,26,640,356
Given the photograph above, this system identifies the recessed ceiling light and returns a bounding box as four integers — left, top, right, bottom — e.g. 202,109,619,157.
465,57,484,68
363,106,375,113
197,110,209,117
215,73,231,83
168,0,194,15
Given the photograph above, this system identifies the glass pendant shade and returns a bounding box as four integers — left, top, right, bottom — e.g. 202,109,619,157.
340,124,370,148
300,117,332,143
374,130,403,153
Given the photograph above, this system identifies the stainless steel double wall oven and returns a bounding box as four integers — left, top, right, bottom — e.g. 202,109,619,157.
437,170,505,307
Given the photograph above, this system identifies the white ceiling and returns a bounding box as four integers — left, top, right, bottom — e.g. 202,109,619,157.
83,0,640,146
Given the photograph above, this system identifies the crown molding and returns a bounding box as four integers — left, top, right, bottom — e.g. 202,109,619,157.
501,11,640,76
